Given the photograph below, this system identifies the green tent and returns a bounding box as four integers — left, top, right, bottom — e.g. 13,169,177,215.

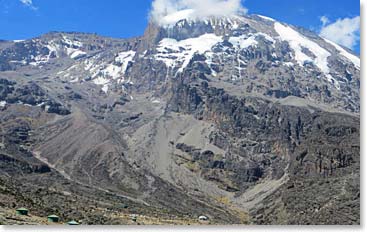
16,208,28,216
67,220,79,225
47,215,60,223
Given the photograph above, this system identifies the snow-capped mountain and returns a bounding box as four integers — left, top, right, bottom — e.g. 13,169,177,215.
1,12,359,113
0,12,360,225
138,12,360,112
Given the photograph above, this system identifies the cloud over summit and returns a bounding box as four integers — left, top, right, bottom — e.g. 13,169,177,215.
150,0,247,25
320,16,360,50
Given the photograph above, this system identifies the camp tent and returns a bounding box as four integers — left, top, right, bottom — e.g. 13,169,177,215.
16,208,28,216
47,215,60,223
198,215,209,221
67,220,79,225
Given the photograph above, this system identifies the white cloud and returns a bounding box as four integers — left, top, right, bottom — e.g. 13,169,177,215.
150,0,247,25
320,16,329,26
19,0,37,10
319,16,360,50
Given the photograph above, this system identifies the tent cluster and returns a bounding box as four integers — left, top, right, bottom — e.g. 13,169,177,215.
15,208,80,225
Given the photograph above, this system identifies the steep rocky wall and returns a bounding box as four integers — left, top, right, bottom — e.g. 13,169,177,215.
168,77,359,223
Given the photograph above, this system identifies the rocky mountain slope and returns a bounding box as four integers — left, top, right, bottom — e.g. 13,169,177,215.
0,11,360,225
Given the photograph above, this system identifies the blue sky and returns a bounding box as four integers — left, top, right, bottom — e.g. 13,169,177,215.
0,0,360,52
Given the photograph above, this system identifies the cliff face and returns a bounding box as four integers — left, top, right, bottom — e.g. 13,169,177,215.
169,76,359,224
0,12,360,225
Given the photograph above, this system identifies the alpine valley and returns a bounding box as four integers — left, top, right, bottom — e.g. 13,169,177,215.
0,11,360,225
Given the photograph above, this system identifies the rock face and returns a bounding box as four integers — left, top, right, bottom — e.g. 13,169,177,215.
0,12,359,225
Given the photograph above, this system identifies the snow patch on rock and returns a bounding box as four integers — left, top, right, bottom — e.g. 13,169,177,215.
155,33,223,73
115,51,136,74
79,50,137,93
274,22,331,73
323,38,360,70
69,50,87,59
0,101,6,108
257,15,275,22
93,76,110,86
229,35,258,49
274,22,339,88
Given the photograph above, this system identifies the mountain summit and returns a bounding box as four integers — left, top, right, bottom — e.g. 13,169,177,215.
0,13,360,225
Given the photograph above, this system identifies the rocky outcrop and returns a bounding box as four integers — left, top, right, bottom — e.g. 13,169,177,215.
0,78,70,115
169,77,359,223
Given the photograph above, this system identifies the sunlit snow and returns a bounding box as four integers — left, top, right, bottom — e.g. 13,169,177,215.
323,38,360,70
274,22,339,87
229,35,258,49
257,15,275,22
155,33,223,73
69,50,87,59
